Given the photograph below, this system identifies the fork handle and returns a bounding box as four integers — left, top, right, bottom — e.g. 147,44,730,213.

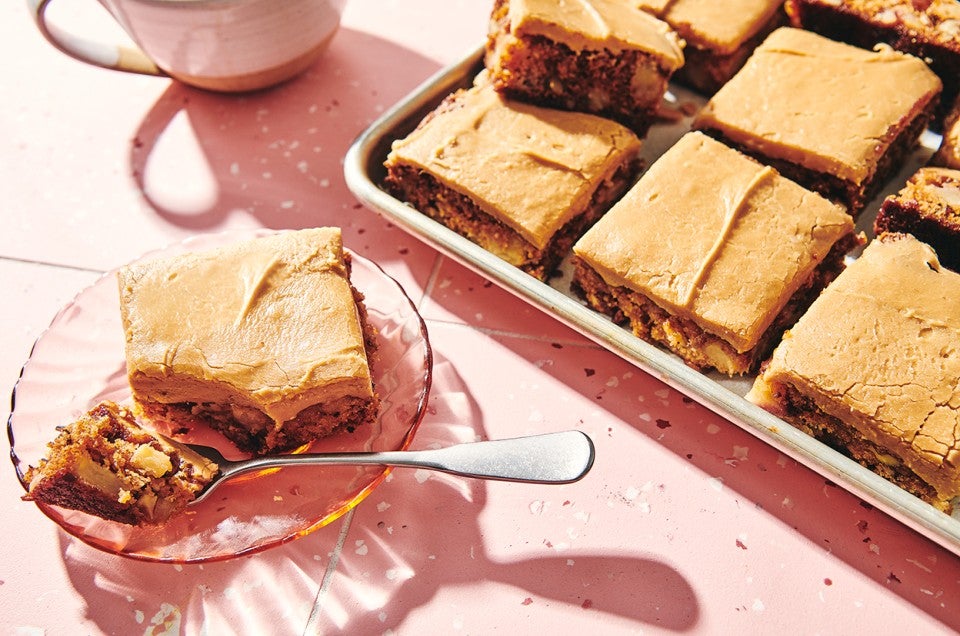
228,431,595,484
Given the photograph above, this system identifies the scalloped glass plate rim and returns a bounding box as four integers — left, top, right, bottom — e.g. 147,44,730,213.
7,227,433,563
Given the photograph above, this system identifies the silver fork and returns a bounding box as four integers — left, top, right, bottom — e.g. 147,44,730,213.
183,430,596,504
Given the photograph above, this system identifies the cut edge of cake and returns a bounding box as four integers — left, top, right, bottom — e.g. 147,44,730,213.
22,401,219,526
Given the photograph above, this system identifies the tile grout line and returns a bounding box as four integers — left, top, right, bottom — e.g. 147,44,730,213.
0,254,105,275
423,314,610,349
417,253,611,348
415,251,446,314
303,507,357,635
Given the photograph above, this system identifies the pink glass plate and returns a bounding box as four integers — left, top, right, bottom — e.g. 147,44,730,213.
7,229,432,563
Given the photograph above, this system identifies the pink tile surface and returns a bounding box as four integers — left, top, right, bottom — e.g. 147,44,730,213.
314,323,960,633
3,0,960,633
418,256,588,341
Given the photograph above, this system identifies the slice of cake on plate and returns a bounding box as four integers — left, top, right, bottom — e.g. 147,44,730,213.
23,401,218,526
572,131,860,376
874,166,960,272
484,0,684,134
692,27,942,217
384,79,642,282
119,227,379,455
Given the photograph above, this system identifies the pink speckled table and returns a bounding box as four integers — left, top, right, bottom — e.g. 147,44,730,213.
3,1,960,634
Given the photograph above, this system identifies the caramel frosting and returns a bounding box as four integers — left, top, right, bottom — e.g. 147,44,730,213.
119,228,374,426
693,27,942,183
748,234,960,500
508,0,684,70
573,131,854,352
636,0,784,54
386,81,642,250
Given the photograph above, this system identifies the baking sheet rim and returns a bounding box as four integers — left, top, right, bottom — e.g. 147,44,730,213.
343,45,960,557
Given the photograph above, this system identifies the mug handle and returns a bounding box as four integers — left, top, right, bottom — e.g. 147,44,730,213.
27,0,166,77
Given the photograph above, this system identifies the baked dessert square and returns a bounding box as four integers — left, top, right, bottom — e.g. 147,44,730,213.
692,27,942,217
784,0,960,127
484,0,684,134
23,401,218,526
874,166,960,272
931,97,960,170
572,131,859,376
384,79,643,281
636,0,786,95
747,233,960,512
119,227,379,456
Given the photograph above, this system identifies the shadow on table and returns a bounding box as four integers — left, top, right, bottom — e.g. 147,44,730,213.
474,315,960,632
125,26,437,234
62,20,960,634
123,25,449,318
312,350,699,633
54,349,698,634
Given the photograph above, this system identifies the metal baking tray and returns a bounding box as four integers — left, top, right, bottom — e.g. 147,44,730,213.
343,46,960,555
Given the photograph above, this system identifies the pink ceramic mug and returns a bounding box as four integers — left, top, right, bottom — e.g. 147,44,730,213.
27,0,346,92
